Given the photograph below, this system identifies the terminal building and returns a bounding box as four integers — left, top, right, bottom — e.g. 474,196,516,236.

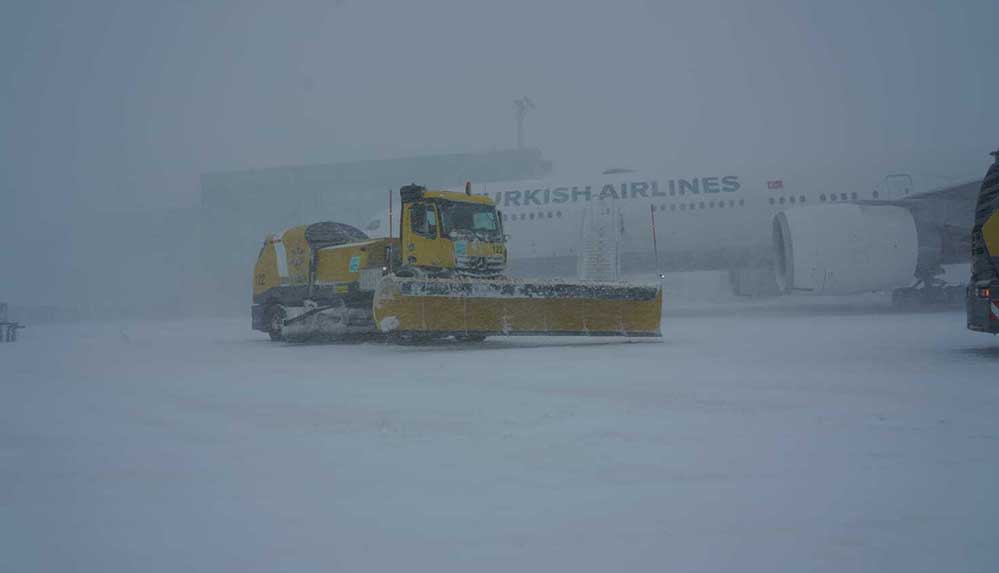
199,148,552,312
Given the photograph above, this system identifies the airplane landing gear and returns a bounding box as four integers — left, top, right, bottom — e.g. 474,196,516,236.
891,268,965,309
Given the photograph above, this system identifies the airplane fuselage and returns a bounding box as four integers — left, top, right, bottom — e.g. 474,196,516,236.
478,172,876,278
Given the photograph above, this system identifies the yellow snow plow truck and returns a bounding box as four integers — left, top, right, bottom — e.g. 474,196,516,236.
967,150,999,334
252,184,662,342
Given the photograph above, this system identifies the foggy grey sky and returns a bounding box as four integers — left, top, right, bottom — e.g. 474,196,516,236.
1,0,997,306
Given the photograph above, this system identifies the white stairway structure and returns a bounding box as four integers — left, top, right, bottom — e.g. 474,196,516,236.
577,204,622,281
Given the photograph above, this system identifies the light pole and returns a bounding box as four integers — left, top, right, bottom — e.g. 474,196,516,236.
513,96,534,149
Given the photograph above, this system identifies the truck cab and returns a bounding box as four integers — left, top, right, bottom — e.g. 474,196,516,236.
398,185,507,277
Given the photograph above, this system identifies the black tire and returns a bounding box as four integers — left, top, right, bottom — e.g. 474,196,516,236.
455,334,487,343
944,285,965,306
891,288,917,309
265,305,287,341
393,266,427,279
389,332,441,345
392,266,454,279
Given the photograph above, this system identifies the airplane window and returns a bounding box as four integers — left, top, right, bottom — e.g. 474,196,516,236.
669,189,676,196
840,193,848,201
710,201,716,208
769,198,776,205
670,204,676,211
820,194,826,201
556,211,562,217
529,213,535,220
680,204,686,211
699,202,705,209
547,211,553,218
873,190,880,199
800,196,806,203
851,192,858,200
718,201,724,208
789,196,796,204
738,200,744,206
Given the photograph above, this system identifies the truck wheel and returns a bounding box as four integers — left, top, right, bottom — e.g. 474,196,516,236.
266,305,287,341
455,334,487,343
393,266,427,279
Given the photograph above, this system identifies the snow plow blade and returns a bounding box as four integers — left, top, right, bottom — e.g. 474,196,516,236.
373,276,662,338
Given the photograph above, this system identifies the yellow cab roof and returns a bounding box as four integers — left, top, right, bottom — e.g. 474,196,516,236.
423,189,495,206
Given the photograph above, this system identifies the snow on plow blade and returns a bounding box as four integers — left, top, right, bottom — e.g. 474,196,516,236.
373,276,662,337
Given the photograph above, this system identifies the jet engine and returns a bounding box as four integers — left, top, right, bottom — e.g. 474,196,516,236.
772,204,919,295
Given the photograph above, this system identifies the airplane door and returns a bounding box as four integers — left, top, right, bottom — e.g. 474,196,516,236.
882,174,913,200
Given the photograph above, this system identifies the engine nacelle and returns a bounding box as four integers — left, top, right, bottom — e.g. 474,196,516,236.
772,204,918,295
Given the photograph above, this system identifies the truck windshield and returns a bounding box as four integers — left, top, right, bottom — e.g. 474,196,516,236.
439,201,500,238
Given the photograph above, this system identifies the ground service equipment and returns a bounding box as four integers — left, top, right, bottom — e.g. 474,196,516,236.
967,150,999,334
252,184,662,342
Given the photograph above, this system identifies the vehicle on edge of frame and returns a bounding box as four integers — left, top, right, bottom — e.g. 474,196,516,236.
967,149,999,334
251,183,662,343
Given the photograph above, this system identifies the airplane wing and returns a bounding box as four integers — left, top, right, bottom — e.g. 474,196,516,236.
858,179,983,265
904,179,982,203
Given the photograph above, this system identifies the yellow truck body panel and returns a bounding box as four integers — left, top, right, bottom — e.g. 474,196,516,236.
253,236,282,296
281,226,311,284
984,210,999,258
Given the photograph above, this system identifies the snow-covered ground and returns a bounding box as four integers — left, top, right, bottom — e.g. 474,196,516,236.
2,300,998,572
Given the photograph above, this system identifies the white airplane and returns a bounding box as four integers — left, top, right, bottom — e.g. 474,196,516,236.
363,165,984,304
